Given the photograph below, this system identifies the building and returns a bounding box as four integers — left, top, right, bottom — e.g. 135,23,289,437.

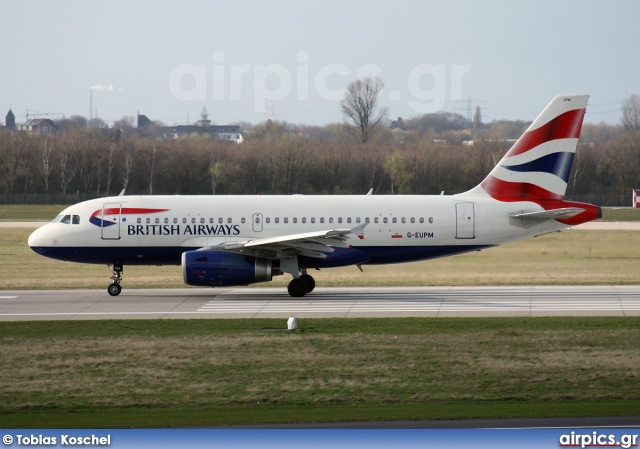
137,107,243,143
4,109,15,129
18,118,58,136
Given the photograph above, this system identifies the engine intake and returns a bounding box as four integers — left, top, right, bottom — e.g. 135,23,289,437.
182,251,272,287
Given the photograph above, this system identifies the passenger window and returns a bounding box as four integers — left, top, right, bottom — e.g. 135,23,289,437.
218,218,223,224
311,217,315,224
174,218,178,224
284,218,288,224
347,217,352,224
356,217,361,224
365,218,370,223
320,217,324,224
182,218,187,224
392,217,397,224
411,217,415,224
72,215,80,225
302,217,306,224
266,217,270,224
228,218,232,224
329,218,334,224
191,218,196,224
374,218,379,223
383,217,388,224
60,215,71,224
137,218,142,224
200,218,205,224
164,218,169,224
157,218,161,224
293,218,298,224
275,217,280,224
255,216,260,223
210,218,214,223
401,217,406,224
338,218,343,224
147,218,151,224
241,217,246,224
420,217,425,223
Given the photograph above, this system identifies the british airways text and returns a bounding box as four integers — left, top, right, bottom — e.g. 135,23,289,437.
127,224,240,236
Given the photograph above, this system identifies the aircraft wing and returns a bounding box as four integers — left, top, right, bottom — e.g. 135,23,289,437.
509,207,585,221
204,223,367,259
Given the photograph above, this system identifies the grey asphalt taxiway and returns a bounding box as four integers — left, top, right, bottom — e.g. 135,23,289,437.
1,285,639,321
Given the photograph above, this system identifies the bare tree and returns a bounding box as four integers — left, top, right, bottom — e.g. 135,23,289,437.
341,76,389,144
120,141,137,193
41,137,55,202
621,94,640,130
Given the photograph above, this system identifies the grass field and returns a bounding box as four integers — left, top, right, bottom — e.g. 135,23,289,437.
1,317,639,427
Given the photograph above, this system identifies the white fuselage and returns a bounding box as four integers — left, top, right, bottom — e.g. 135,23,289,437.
28,194,561,267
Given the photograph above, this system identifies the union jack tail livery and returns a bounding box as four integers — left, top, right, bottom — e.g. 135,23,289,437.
461,95,600,225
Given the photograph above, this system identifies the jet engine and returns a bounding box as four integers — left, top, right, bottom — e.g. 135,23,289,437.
182,251,273,287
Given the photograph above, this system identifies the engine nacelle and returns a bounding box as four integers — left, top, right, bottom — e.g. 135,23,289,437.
182,251,272,287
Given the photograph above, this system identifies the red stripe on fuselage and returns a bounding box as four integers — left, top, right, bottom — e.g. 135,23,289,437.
91,208,169,218
506,108,586,158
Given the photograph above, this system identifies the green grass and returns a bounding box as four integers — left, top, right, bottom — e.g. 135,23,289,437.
601,207,640,221
1,317,638,427
0,204,70,221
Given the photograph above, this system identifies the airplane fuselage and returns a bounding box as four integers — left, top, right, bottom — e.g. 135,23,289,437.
28,193,585,268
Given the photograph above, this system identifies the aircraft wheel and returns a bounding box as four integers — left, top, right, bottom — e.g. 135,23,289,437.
287,279,308,297
300,274,315,293
107,283,122,296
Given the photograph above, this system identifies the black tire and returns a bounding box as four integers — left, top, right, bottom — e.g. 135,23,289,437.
107,283,122,296
300,274,315,293
287,278,308,297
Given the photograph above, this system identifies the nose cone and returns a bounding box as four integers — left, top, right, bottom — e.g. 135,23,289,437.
28,225,51,255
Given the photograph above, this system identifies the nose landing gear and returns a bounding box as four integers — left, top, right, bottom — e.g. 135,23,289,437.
107,262,123,296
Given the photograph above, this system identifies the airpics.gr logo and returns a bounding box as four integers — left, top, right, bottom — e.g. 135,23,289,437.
89,208,169,228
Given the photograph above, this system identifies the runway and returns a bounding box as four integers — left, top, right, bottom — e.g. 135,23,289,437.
1,285,640,321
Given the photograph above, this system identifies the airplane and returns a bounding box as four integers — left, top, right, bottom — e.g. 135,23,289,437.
28,95,601,297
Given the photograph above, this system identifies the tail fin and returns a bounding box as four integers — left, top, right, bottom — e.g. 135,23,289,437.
462,95,588,201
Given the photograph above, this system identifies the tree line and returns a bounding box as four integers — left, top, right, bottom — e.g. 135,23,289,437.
1,99,640,207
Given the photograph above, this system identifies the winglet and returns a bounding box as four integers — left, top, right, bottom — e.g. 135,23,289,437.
350,222,368,240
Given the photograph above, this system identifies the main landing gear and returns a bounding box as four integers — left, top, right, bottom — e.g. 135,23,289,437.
287,271,315,297
107,262,123,296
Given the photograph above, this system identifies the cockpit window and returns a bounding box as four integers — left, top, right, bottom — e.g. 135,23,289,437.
72,215,80,225
52,215,63,223
60,215,71,224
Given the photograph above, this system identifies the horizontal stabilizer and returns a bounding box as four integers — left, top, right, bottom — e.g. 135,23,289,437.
509,207,585,221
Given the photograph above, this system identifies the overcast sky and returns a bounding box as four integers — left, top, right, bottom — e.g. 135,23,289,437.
2,0,638,127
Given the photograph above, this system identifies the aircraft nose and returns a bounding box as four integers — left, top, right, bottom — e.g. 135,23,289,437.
28,225,50,253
